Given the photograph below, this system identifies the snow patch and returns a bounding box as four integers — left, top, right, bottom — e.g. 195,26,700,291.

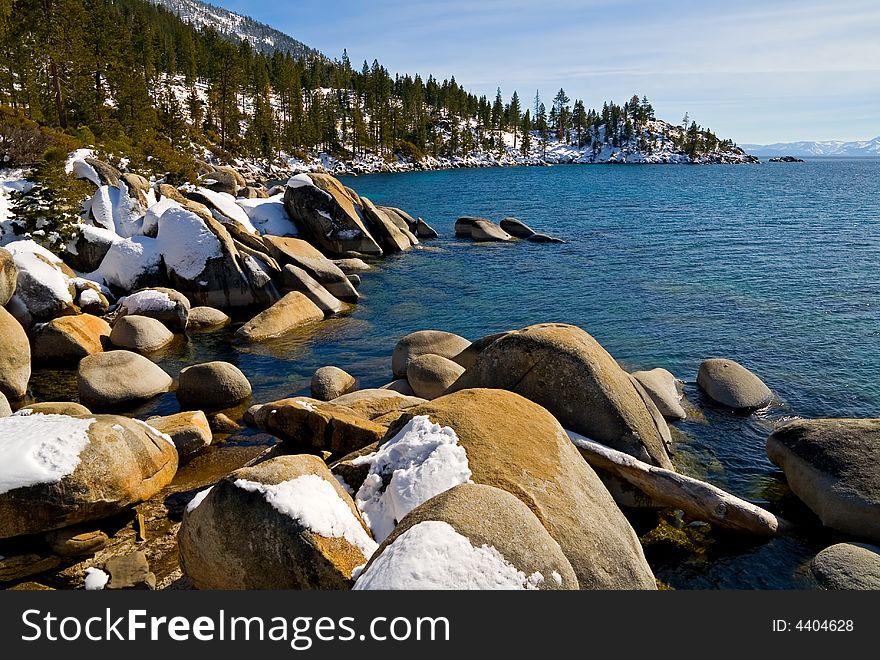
193,187,257,233
155,206,222,279
88,236,161,292
286,173,314,189
84,567,109,590
0,414,95,495
353,520,541,590
118,289,174,315
185,486,214,514
236,194,297,236
353,415,472,542
234,475,378,557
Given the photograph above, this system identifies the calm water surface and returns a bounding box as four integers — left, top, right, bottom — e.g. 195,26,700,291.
32,158,880,588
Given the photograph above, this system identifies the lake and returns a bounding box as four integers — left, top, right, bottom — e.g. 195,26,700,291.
31,158,880,588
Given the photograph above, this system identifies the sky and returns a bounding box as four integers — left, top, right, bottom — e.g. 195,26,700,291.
214,0,879,144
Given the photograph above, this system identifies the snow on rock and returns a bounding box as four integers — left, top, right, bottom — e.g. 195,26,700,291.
192,187,257,233
286,173,315,189
88,235,161,292
118,289,174,315
4,239,74,315
142,197,180,237
185,486,214,514
353,520,544,590
65,148,96,176
353,415,472,542
234,474,378,557
236,194,297,236
0,414,95,495
88,181,144,238
155,205,222,280
84,567,109,590
0,168,35,242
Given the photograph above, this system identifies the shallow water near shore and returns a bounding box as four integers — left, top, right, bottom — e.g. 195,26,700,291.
29,158,880,589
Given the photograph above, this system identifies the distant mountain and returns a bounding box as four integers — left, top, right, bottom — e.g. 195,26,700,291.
148,0,320,59
741,136,880,157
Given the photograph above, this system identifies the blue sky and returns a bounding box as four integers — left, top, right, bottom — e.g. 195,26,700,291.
214,0,879,144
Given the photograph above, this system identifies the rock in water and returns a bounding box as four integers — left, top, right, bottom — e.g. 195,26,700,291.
109,315,174,353
311,366,356,401
449,324,673,469
454,216,483,237
146,410,213,461
632,368,687,421
363,389,657,589
811,543,880,590
262,236,359,301
77,350,172,409
0,306,31,399
767,418,880,542
186,306,231,331
330,389,426,421
361,197,412,253
697,358,772,410
406,354,465,400
178,454,377,589
177,361,252,411
392,330,472,379
414,218,439,238
499,217,536,238
117,287,190,332
280,264,343,314
0,247,16,306
526,233,566,244
31,314,110,363
0,414,177,538
283,173,382,256
235,292,324,342
355,483,578,590
455,217,511,242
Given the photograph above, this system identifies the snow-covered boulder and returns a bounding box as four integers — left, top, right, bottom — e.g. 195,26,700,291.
253,397,388,456
375,389,658,589
117,287,190,332
355,483,577,590
236,194,297,236
185,187,257,234
88,235,162,293
66,224,125,273
178,454,377,589
0,246,16,305
154,207,223,290
86,181,146,238
235,291,324,342
5,240,77,321
0,413,177,539
0,306,30,399
77,350,172,410
31,314,111,363
283,173,382,256
72,278,111,316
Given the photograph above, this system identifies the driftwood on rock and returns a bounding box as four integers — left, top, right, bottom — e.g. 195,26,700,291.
569,433,787,537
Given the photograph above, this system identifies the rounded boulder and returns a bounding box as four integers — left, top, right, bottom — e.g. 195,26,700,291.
177,361,252,411
406,353,465,400
697,358,772,410
110,315,175,353
77,350,172,410
311,366,356,401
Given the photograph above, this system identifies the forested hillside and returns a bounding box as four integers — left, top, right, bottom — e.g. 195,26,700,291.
0,0,751,181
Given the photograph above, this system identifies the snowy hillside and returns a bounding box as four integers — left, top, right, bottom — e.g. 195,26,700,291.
148,0,319,59
742,136,880,157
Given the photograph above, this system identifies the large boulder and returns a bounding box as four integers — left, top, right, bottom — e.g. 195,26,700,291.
355,389,657,589
449,324,673,469
330,389,426,421
414,218,438,239
146,410,213,462
499,217,536,239
32,314,111,363
811,543,880,590
0,306,30,399
311,366,356,401
109,315,174,353
455,217,511,242
0,414,177,538
77,350,172,409
697,358,772,410
262,235,359,301
5,240,77,321
361,197,412,252
392,330,472,379
198,170,238,196
283,173,382,256
767,419,880,543
178,455,377,589
235,292,324,342
0,392,10,417
0,246,16,306
254,397,388,456
406,354,465,400
632,368,686,421
66,224,122,272
280,264,343,314
117,287,190,332
177,361,252,411
186,306,230,332
355,483,578,590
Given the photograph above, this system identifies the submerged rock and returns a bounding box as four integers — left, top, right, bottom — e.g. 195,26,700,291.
355,483,578,590
767,418,880,543
311,366,356,401
178,454,376,589
235,292,324,341
77,350,172,409
632,368,686,421
697,358,772,410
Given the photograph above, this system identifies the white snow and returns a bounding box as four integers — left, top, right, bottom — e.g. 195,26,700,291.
142,197,180,236
0,169,33,240
353,415,472,542
185,486,214,514
565,429,594,450
234,475,378,557
88,181,144,238
132,418,176,447
293,399,317,412
236,194,297,236
0,414,95,495
353,520,542,590
334,474,354,495
65,148,97,184
78,288,101,307
193,187,257,233
155,206,222,279
4,239,74,312
118,289,173,314
286,173,314,189
89,236,161,291
84,567,109,590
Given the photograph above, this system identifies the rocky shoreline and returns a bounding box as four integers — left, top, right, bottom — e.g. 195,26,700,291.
0,157,877,590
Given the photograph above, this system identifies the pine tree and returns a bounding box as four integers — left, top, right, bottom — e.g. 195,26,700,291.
508,90,520,150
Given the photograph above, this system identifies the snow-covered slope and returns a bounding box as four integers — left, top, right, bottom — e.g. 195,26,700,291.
148,0,319,59
742,136,880,157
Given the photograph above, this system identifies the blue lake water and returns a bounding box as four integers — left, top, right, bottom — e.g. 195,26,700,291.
31,158,880,589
